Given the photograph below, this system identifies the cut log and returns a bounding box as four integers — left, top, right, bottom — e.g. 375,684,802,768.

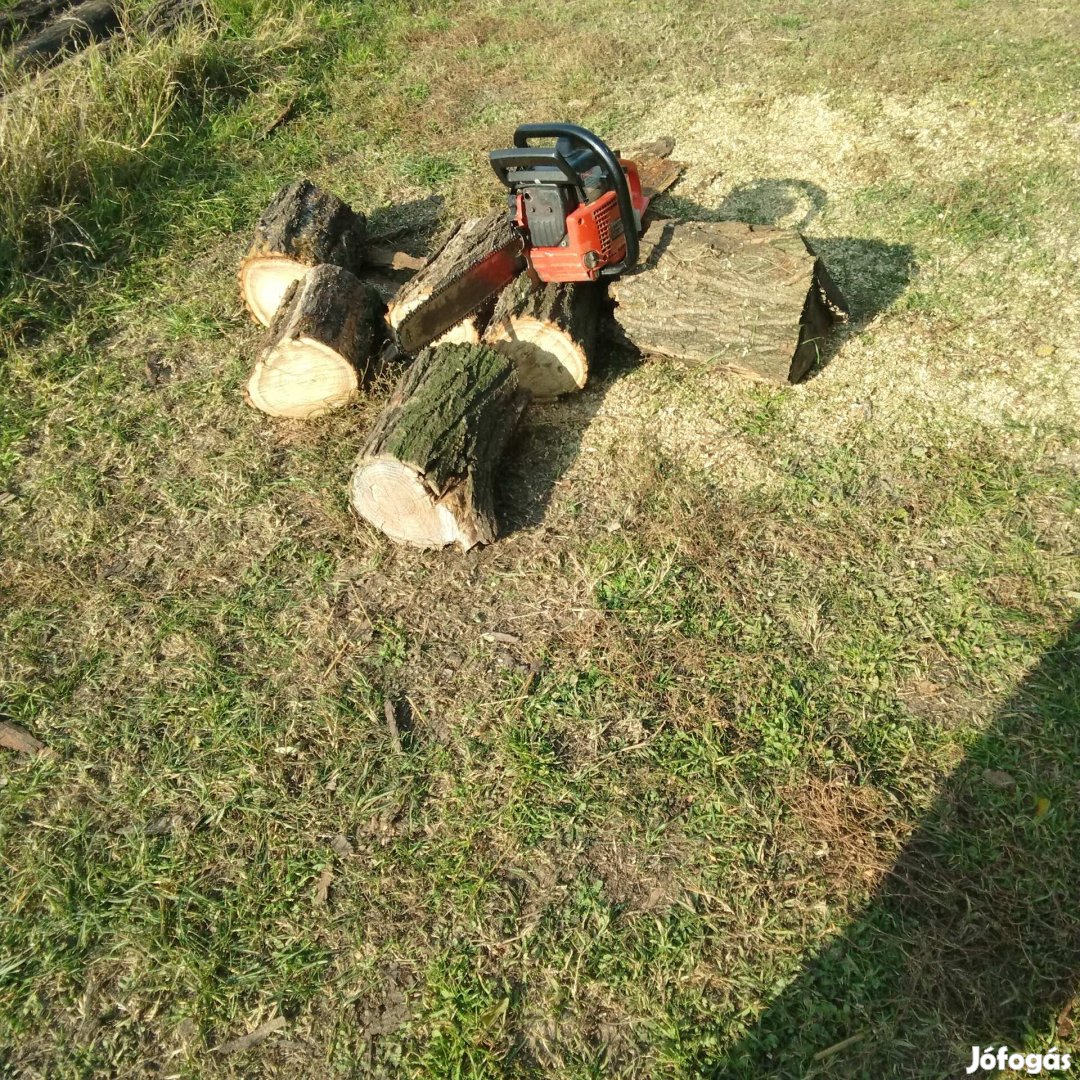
483,275,599,398
609,219,848,383
0,0,77,45
13,0,119,69
435,315,483,347
386,210,520,348
350,343,528,550
434,296,496,348
239,180,366,326
245,265,382,419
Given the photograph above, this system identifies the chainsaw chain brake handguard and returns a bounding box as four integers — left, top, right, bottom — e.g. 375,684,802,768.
489,122,640,278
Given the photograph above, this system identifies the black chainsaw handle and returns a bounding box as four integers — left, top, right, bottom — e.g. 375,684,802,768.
508,122,639,276
488,147,590,203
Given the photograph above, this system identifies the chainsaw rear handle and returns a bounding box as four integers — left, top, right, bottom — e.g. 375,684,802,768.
493,122,639,276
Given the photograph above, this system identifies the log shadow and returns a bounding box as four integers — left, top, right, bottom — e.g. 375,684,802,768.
708,616,1080,1078
496,361,622,535
365,194,446,259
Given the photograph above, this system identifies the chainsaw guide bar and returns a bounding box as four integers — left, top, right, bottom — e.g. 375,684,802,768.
394,234,526,355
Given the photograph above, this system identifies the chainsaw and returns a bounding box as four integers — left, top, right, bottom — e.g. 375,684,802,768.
394,122,649,355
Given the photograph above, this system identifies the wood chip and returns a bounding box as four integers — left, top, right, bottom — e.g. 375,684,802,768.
383,699,402,753
261,97,297,140
144,813,181,836
365,245,427,271
212,1015,287,1055
330,834,354,857
0,720,56,758
314,867,333,905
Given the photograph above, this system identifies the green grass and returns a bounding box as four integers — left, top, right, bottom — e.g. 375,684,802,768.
2,0,1080,1075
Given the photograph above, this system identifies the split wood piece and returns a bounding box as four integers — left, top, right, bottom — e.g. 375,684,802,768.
364,245,427,272
609,219,848,383
13,0,119,69
623,136,684,201
239,180,366,326
350,343,528,550
483,274,599,398
245,265,382,419
385,210,519,348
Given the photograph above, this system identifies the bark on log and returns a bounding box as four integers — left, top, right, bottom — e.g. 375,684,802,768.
239,180,366,326
609,219,848,383
623,137,685,201
483,275,599,398
12,0,119,69
385,210,519,347
245,265,382,419
350,343,528,550
0,0,76,44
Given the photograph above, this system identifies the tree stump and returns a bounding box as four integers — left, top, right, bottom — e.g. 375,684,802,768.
609,219,848,383
350,343,528,550
239,180,366,326
483,275,599,398
386,211,522,352
245,265,382,419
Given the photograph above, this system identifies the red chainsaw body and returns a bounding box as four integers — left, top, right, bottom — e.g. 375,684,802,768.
512,160,648,283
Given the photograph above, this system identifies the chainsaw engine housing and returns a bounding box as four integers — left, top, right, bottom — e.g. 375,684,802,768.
490,124,647,283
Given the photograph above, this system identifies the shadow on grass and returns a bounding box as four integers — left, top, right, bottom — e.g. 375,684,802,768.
497,177,916,536
715,616,1080,1078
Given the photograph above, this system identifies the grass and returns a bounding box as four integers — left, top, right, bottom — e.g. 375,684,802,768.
2,0,1080,1076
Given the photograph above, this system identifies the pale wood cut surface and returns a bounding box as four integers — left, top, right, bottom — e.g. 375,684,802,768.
246,265,381,419
350,343,528,550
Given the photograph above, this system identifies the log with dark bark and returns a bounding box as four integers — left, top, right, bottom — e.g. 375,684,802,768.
350,343,528,550
239,180,366,326
609,219,848,383
12,0,119,69
385,210,520,348
245,265,382,419
483,274,599,398
0,0,76,44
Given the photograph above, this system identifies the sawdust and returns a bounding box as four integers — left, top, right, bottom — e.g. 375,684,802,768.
611,85,1080,451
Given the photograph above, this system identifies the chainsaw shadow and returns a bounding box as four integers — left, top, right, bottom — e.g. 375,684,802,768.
496,178,917,535
710,615,1080,1078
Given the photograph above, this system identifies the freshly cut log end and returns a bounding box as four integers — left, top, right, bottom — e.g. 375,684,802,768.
240,180,366,326
246,265,382,419
483,276,597,398
352,458,479,549
350,343,529,550
610,219,848,384
386,211,521,348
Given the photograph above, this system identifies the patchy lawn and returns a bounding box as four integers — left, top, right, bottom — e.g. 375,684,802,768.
1,0,1078,1076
